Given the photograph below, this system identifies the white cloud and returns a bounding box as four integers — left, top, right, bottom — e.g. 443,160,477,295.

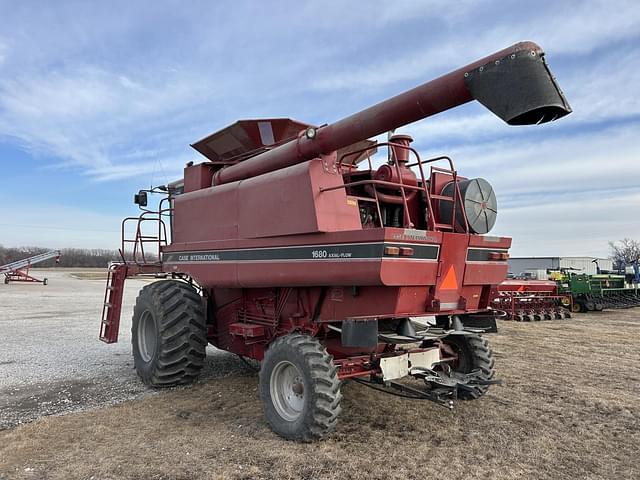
391,42,640,150
310,0,640,92
422,123,640,257
531,0,640,55
0,64,211,178
444,122,640,197
362,121,640,257
0,204,125,249
2,0,639,184
83,159,183,183
497,192,640,257
0,40,7,65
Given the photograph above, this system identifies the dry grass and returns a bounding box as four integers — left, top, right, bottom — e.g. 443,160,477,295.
2,310,639,480
68,271,156,281
67,271,109,281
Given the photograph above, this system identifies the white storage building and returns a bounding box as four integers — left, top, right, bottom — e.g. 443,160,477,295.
508,257,613,277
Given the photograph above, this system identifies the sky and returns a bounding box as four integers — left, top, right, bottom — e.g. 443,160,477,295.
0,0,638,257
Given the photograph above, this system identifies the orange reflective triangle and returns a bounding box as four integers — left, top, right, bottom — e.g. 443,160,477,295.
440,266,458,290
517,285,525,292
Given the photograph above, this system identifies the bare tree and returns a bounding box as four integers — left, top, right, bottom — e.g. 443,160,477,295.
610,238,640,264
609,238,640,283
0,245,121,268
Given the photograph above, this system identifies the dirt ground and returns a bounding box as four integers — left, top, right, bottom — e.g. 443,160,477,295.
1,308,639,480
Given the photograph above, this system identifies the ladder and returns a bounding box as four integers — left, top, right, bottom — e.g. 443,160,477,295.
99,263,128,343
427,166,467,233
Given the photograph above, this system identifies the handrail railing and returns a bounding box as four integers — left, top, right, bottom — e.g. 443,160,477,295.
329,143,469,232
120,197,172,265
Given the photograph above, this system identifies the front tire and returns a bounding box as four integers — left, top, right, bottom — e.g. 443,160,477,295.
259,334,342,442
441,334,496,400
131,280,207,387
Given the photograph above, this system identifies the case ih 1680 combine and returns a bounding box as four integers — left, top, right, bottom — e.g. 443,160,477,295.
100,41,570,441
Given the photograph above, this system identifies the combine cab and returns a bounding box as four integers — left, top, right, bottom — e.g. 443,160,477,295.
99,41,571,441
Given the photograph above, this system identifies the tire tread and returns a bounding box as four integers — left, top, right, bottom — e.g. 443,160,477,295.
131,280,206,387
260,334,342,442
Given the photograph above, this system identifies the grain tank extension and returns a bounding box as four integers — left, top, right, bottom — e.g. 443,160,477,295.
99,41,570,441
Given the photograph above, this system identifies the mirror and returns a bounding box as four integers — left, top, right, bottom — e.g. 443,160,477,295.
134,190,148,207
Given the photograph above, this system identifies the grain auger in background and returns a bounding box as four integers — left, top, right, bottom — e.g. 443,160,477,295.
99,41,571,441
1,250,61,285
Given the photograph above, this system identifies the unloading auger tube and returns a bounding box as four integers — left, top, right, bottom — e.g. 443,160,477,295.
212,41,571,185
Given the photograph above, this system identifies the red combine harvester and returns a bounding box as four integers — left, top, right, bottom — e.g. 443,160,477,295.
100,41,570,441
492,280,572,321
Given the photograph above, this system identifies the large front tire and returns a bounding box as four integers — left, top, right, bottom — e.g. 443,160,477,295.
259,334,342,442
131,280,207,387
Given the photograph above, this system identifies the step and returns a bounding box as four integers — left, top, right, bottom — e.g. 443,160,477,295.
430,194,455,201
434,223,454,230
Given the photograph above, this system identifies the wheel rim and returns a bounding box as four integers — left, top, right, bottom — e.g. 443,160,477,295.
443,341,471,373
270,361,305,421
138,311,157,362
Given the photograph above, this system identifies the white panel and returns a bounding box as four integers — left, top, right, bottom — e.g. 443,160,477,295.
257,121,276,146
380,354,409,381
408,349,441,373
559,257,596,274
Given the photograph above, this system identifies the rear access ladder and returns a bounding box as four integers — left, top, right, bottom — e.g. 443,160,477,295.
100,205,168,343
99,263,128,343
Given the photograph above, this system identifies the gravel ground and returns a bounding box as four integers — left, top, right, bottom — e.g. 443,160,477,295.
0,269,251,429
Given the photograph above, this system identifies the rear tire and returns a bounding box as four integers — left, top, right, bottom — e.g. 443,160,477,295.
441,334,495,400
259,334,342,442
131,280,207,387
